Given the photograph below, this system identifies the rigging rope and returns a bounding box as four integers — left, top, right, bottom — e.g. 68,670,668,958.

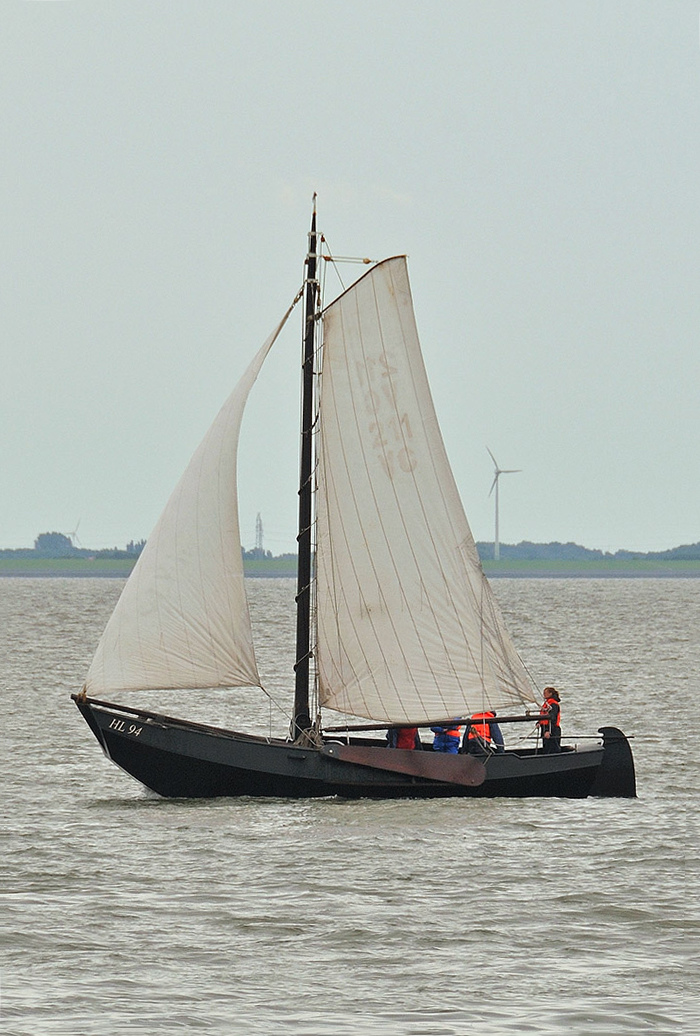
259,682,296,738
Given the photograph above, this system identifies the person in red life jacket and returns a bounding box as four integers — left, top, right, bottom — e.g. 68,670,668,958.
463,711,505,756
430,722,462,753
386,726,421,749
538,687,561,754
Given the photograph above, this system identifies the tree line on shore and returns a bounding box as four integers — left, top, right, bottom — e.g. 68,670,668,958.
0,532,698,563
474,540,700,562
0,532,146,560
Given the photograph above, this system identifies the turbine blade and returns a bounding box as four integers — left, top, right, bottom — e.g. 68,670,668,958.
488,474,498,496
486,446,498,468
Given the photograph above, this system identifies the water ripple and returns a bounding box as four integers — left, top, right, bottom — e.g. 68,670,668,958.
1,578,699,1034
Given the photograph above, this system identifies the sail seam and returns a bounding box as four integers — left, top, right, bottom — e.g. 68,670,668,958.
315,257,535,723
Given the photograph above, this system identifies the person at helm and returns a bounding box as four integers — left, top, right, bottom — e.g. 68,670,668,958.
538,687,562,754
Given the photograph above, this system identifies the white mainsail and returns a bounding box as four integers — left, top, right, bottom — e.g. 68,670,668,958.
85,312,293,695
315,257,537,724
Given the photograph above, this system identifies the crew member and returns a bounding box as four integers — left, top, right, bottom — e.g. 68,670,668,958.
386,726,421,750
430,722,462,754
463,711,505,755
538,687,561,754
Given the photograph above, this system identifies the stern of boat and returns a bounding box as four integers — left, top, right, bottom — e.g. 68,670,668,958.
588,726,636,798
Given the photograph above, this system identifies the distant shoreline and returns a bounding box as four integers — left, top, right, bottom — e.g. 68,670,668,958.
0,557,698,578
482,560,700,578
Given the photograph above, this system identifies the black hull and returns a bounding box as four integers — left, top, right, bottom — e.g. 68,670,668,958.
72,697,636,800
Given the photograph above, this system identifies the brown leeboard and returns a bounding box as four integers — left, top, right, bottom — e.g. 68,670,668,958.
321,743,486,787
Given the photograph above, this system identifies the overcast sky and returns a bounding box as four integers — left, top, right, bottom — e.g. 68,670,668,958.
2,1,699,554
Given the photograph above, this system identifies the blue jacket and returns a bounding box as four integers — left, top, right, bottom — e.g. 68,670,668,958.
430,726,461,754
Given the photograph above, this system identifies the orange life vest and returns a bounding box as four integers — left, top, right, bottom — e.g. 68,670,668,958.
538,697,561,729
443,725,461,739
468,711,495,742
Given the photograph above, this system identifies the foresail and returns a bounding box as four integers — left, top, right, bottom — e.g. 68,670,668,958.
85,312,292,695
315,257,537,724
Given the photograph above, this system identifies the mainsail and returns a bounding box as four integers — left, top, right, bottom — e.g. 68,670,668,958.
85,312,293,695
315,257,537,724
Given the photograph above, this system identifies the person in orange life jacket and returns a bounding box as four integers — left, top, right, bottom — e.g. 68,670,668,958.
386,726,421,750
538,687,561,754
430,722,461,753
463,711,505,755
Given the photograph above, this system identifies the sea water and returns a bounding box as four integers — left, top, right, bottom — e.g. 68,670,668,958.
1,577,698,1035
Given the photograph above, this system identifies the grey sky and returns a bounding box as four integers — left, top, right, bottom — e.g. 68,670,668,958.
2,1,698,554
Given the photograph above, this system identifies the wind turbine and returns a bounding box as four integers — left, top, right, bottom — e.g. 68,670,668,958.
487,448,521,561
65,519,82,548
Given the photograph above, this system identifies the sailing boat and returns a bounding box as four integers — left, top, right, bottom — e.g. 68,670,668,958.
73,206,635,799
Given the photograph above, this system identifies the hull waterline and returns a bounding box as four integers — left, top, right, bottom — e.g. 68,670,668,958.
72,696,636,800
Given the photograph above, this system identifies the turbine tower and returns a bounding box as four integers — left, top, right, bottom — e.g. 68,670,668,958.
255,513,264,554
487,448,521,561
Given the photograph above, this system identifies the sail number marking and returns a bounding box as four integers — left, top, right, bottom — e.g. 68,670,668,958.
108,718,142,737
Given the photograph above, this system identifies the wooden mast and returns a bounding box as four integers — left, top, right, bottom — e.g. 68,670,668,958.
292,198,318,737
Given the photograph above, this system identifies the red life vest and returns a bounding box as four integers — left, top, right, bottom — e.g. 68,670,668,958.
468,711,495,742
538,697,561,729
395,727,418,750
443,725,461,739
